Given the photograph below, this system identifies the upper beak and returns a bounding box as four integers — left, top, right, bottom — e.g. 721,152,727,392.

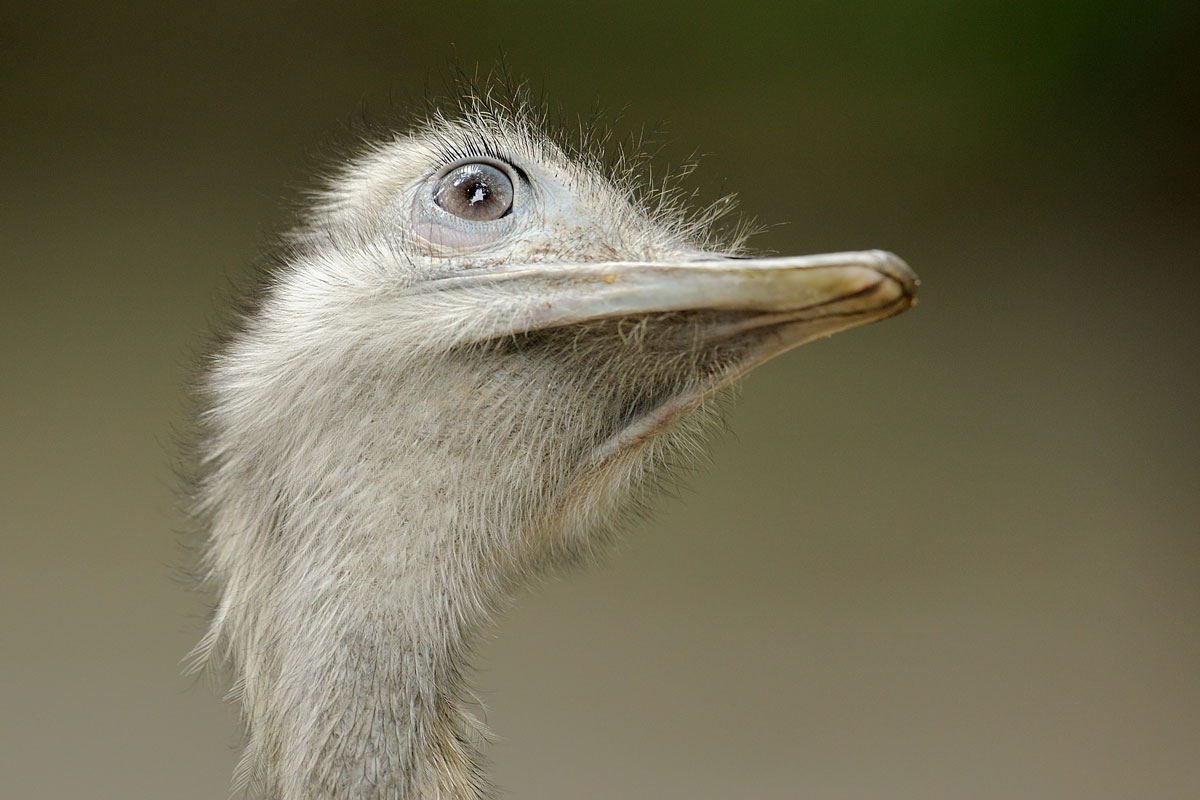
409,249,918,348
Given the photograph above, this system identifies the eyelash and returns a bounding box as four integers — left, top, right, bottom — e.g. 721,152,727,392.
426,140,529,185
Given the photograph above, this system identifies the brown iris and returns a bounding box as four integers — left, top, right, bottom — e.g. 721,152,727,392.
433,162,514,221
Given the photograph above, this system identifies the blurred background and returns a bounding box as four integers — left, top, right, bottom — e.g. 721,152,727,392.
2,2,1197,798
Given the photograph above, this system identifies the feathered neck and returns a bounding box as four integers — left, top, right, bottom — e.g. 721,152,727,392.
193,314,708,798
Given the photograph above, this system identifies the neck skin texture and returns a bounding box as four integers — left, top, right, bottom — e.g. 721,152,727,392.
195,321,708,799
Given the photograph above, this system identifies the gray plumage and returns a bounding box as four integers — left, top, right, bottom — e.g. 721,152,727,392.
190,97,917,799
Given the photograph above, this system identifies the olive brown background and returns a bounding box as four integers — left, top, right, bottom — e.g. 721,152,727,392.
2,2,1197,798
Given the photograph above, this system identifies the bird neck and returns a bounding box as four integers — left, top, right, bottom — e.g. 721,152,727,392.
222,475,506,799
202,366,528,799
202,338,667,798
270,559,492,798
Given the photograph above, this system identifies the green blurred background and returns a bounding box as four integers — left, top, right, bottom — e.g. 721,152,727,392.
2,2,1197,798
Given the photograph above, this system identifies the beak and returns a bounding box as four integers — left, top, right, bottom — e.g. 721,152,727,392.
400,249,917,456
409,249,918,348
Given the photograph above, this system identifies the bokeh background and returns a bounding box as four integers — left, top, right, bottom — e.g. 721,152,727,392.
2,2,1197,798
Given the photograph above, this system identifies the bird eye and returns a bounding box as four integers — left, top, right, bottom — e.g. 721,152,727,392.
433,162,514,221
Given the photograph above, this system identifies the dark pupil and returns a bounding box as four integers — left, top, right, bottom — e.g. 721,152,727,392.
455,174,489,206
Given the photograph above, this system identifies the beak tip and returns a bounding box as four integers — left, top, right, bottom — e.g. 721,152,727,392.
866,250,919,302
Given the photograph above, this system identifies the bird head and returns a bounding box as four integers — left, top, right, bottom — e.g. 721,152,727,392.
204,105,917,579
195,98,919,799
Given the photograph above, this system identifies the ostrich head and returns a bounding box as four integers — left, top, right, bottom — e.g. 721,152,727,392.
192,98,917,799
